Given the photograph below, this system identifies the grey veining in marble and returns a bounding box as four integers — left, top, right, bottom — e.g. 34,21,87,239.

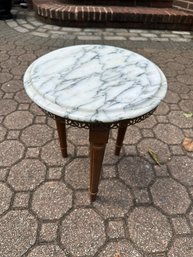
23,45,167,123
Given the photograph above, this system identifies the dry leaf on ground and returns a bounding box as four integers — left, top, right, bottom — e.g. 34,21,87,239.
182,137,193,152
183,112,193,118
148,148,161,166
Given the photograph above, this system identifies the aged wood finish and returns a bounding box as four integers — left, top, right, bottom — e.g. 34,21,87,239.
115,125,127,156
53,109,156,201
89,126,110,201
55,117,68,158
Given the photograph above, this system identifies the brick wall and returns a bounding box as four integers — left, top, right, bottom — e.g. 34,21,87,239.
173,0,193,13
58,0,173,7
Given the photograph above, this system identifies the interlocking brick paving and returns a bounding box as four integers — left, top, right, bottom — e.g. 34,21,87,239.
1,7,193,257
32,181,72,219
127,207,172,252
151,178,191,215
8,159,46,190
61,208,106,256
0,211,37,257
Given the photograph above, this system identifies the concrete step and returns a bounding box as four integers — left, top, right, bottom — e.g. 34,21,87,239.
33,0,193,30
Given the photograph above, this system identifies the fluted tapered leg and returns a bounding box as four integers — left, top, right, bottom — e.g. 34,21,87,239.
55,117,68,158
89,126,110,201
115,125,127,156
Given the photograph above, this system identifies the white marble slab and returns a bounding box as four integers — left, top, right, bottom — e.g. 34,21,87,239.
23,45,167,123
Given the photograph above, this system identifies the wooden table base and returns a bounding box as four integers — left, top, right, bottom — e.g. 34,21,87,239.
115,125,127,156
89,127,110,201
55,116,126,201
55,118,68,158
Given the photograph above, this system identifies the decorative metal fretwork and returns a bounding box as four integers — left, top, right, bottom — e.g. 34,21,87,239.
41,107,156,129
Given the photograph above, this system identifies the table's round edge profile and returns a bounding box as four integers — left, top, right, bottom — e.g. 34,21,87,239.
23,44,168,124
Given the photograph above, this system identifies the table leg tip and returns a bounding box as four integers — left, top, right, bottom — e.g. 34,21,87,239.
114,149,121,156
61,149,68,158
89,192,97,202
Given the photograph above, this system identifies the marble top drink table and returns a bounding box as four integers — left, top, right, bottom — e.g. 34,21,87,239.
23,45,167,201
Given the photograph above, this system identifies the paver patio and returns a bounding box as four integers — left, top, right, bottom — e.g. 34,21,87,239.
0,7,193,257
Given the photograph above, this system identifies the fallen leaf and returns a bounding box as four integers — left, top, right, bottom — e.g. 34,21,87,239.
183,112,193,118
148,148,161,166
182,137,193,152
114,253,120,257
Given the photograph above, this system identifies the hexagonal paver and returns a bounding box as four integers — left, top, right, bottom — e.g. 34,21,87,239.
97,240,143,257
93,179,133,218
2,57,20,70
0,210,37,257
25,148,40,160
164,90,180,104
171,216,191,235
47,117,56,129
179,100,193,112
153,124,184,144
28,245,67,257
118,156,155,188
41,140,73,166
136,115,157,128
127,206,172,253
14,90,32,103
0,168,8,181
169,81,190,94
175,55,193,65
21,124,53,146
61,208,106,256
103,141,122,165
168,237,193,257
137,138,171,164
0,140,25,166
32,181,72,219
166,62,185,72
0,125,7,142
184,129,193,138
18,53,37,62
39,222,58,241
13,192,30,208
154,102,170,115
168,156,193,186
0,99,17,115
151,178,191,215
47,167,62,180
133,188,151,204
168,111,193,128
0,72,12,83
67,127,88,145
29,102,45,115
8,159,46,191
164,67,178,78
0,182,12,215
2,80,23,93
3,111,33,129
0,53,9,62
177,74,193,84
107,220,125,239
65,158,89,189
77,145,89,157
120,126,142,145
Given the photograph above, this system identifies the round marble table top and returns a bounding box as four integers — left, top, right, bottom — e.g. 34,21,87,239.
24,45,167,123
